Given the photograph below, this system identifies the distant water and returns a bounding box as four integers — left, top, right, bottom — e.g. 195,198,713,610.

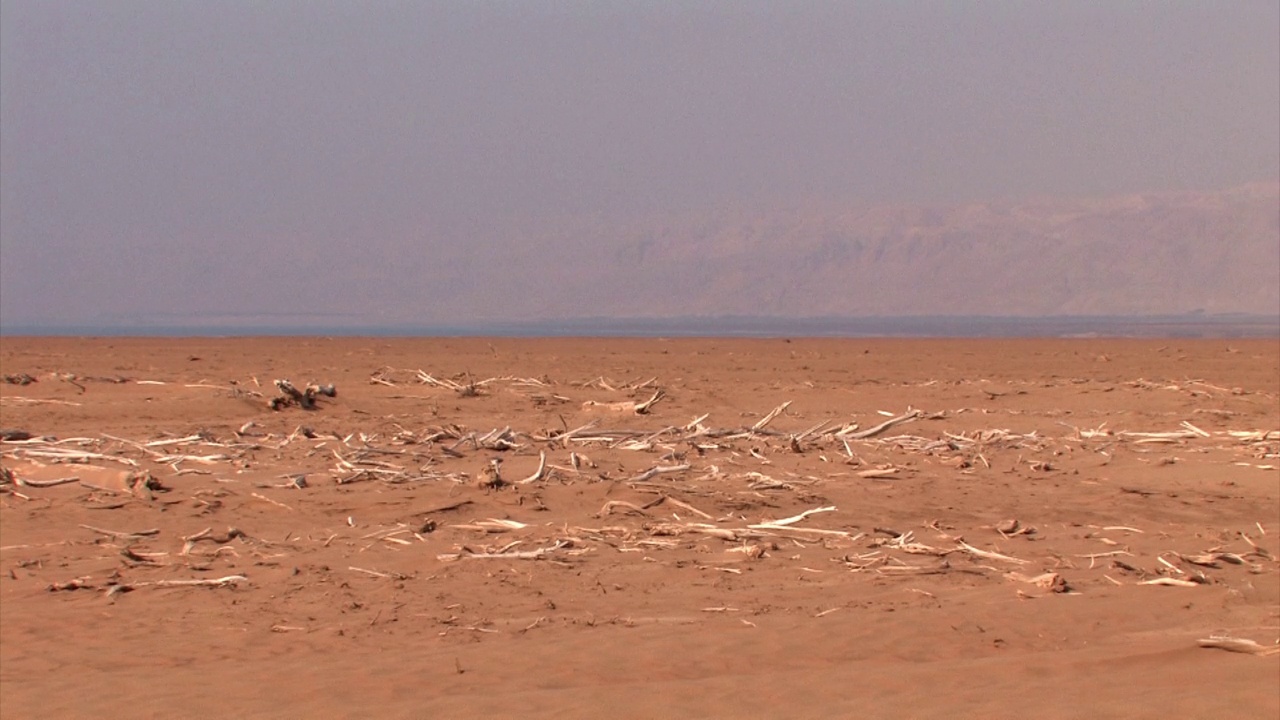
2,315,1277,338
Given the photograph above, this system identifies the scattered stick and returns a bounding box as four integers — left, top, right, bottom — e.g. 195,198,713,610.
629,463,691,483
106,575,248,596
765,506,836,527
1197,637,1280,656
15,475,81,488
152,575,247,588
47,578,93,592
450,519,528,533
661,496,714,520
1139,577,1201,587
349,566,409,580
1,397,81,407
840,410,922,440
439,540,569,561
633,390,666,415
598,500,649,517
956,540,1029,565
251,492,294,511
79,524,160,541
518,452,548,484
182,527,246,554
752,402,792,432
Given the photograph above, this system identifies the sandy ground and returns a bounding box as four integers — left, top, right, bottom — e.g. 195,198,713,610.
1,337,1277,719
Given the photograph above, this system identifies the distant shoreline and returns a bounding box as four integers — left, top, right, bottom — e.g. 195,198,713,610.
2,315,1276,339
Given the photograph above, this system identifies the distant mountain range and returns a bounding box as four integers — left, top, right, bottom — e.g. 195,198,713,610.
475,182,1278,320
6,183,1276,332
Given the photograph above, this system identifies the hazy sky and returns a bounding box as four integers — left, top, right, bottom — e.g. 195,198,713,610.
2,2,1278,327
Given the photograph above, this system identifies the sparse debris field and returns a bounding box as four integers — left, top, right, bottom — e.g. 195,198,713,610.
1,337,1277,717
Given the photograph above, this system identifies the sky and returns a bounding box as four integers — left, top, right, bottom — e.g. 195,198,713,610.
1,1,1278,328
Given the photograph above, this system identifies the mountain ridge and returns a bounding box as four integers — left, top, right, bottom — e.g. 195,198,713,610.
468,182,1279,320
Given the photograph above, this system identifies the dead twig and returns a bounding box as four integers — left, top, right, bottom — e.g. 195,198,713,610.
1197,637,1280,656
629,464,691,483
840,410,922,440
752,402,792,432
518,452,548,484
79,524,160,541
439,540,569,561
633,390,666,415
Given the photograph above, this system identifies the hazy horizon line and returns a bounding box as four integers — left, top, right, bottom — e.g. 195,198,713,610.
3,312,1276,340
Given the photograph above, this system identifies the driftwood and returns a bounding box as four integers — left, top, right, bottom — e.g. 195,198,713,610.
629,463,691,482
47,578,93,592
518,452,548,484
80,524,160,541
752,402,792,432
633,390,666,415
181,527,246,555
955,540,1029,565
15,475,81,488
1197,637,1280,656
840,410,922,440
108,575,247,596
438,540,569,561
450,518,528,533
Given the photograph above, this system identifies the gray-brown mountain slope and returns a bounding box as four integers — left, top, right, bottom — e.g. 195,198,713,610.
59,183,1278,328
475,183,1278,320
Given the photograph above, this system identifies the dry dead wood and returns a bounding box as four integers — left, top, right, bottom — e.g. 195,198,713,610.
752,402,792,432
449,519,529,533
47,578,94,592
181,527,246,555
108,575,248,596
1139,577,1203,587
0,397,81,407
1197,637,1280,656
955,540,1029,565
647,523,753,541
349,566,411,580
14,447,139,467
839,410,922,440
761,506,836,527
1177,551,1246,568
518,452,548,484
1005,571,1069,593
660,495,714,519
598,500,648,516
438,539,570,561
80,524,160,541
14,475,81,488
629,463,692,482
633,390,666,415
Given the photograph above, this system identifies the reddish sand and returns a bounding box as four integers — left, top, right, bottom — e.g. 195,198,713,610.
1,337,1277,719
